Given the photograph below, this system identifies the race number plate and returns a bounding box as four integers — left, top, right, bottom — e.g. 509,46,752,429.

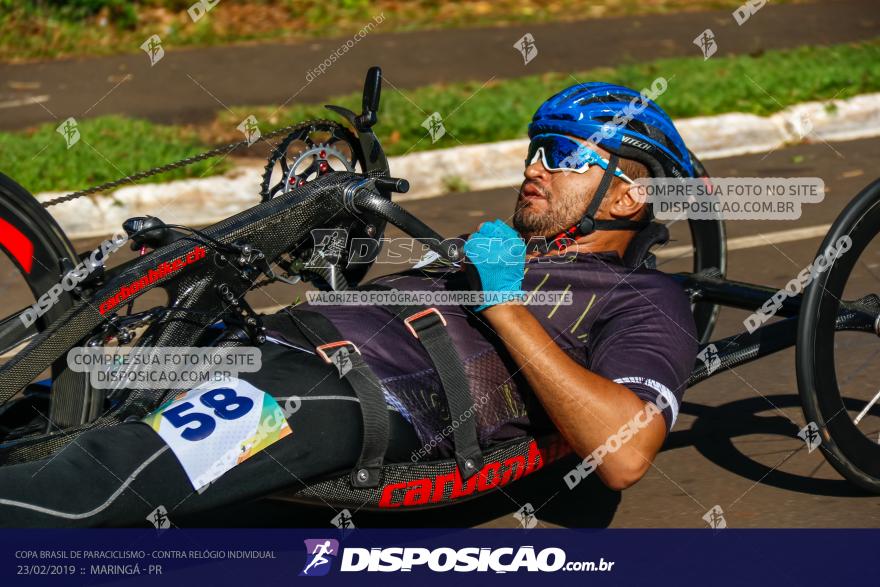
142,378,291,490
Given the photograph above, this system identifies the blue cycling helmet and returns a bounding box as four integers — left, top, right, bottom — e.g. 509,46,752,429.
529,82,696,179
524,82,704,250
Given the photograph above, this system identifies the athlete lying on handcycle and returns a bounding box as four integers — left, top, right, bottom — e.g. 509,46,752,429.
0,81,699,527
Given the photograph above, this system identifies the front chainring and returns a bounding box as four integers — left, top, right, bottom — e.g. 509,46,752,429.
260,120,381,289
260,120,364,201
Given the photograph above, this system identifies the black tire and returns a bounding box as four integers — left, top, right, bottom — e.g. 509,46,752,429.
0,173,99,435
797,177,880,493
688,217,726,343
688,152,726,343
0,172,78,351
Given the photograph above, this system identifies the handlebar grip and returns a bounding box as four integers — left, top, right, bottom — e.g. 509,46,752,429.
374,177,410,194
352,187,464,263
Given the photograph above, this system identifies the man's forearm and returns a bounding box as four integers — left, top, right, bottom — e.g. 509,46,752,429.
482,302,666,488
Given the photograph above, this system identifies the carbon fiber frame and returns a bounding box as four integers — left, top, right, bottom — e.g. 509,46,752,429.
674,272,880,386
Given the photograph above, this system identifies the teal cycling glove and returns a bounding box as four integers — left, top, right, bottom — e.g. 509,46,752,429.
463,219,527,312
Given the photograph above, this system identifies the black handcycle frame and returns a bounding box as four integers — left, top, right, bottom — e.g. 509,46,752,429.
2,66,880,502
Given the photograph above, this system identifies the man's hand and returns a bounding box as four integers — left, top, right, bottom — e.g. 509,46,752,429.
463,220,526,312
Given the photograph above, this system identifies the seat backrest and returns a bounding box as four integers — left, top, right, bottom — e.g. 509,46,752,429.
622,222,669,269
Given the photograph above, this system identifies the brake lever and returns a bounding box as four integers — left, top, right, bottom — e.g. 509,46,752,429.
325,66,389,176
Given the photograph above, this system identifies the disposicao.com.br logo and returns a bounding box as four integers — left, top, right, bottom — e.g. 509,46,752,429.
300,539,340,576
301,540,613,574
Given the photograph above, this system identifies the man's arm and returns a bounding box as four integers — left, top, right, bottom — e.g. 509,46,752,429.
481,302,666,490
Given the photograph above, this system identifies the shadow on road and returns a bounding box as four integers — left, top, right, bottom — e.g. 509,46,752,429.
670,394,871,498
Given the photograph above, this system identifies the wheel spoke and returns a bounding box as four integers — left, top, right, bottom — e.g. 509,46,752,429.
853,389,880,426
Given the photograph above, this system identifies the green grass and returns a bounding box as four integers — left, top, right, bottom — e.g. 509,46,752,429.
223,39,880,157
2,39,877,194
1,0,804,62
0,117,227,194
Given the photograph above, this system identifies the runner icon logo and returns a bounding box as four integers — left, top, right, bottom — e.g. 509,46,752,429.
331,509,356,530
697,344,722,375
421,112,446,143
237,115,261,146
702,505,727,529
798,422,822,453
140,35,165,66
693,29,718,60
56,117,80,149
514,33,538,65
330,347,353,378
300,539,340,577
513,503,538,529
147,505,171,530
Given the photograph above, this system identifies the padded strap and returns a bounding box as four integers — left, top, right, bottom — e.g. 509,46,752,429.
622,222,670,268
279,308,390,488
380,302,485,480
584,154,620,220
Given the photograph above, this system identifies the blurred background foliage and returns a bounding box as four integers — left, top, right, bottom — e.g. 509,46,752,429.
0,0,803,62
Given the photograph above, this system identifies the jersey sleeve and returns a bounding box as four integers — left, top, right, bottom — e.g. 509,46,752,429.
585,278,699,432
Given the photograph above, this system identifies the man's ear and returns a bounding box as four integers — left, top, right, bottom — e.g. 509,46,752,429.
608,181,648,219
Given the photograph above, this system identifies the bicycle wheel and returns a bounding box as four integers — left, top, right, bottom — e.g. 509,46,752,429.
654,152,726,343
0,173,79,353
0,173,96,434
797,177,880,493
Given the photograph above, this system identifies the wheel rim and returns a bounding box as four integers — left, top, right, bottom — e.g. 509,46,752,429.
0,173,78,352
0,172,96,437
799,178,880,488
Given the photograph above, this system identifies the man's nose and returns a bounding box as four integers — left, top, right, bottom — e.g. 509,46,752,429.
524,161,550,181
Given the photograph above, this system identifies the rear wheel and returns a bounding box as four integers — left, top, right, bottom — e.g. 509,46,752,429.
0,173,95,437
0,173,78,348
797,178,880,493
654,153,726,343
688,218,726,343
655,217,726,343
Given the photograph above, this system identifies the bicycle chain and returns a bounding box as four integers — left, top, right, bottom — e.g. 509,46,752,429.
41,119,340,208
41,118,347,294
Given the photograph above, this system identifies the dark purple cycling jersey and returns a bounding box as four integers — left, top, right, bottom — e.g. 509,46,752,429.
304,251,698,458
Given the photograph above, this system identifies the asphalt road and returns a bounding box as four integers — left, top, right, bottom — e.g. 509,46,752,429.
8,135,876,528
1,0,878,131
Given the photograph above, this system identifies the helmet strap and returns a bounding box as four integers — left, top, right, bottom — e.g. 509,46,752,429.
531,154,648,254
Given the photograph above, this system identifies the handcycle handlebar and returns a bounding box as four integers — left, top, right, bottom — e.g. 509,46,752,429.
351,179,465,263
0,172,456,404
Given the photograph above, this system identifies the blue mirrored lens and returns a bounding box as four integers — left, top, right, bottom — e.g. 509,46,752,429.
527,134,596,170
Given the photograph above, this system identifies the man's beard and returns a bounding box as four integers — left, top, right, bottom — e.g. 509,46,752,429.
512,180,587,239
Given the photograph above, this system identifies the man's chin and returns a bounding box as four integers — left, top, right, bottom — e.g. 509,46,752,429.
513,213,549,240
515,196,545,218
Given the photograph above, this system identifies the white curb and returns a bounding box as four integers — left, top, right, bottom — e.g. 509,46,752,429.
37,92,880,240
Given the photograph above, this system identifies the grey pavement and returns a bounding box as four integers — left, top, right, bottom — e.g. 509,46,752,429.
0,0,877,131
